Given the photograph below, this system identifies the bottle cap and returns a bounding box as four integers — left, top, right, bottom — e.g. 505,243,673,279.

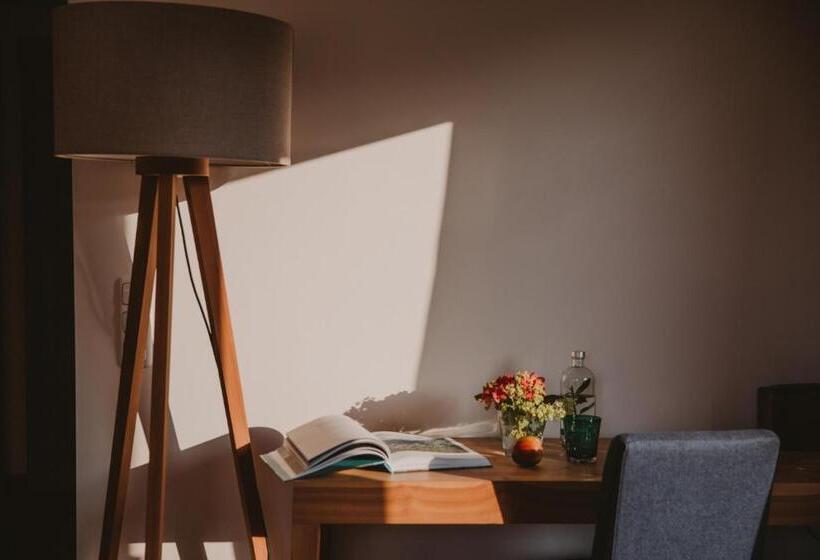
571,350,586,359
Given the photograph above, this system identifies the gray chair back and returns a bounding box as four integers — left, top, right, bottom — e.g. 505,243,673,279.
592,430,779,560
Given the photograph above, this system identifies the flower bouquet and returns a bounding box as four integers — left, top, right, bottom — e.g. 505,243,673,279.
475,371,566,455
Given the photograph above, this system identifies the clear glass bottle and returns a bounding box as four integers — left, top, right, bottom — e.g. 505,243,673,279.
560,350,596,416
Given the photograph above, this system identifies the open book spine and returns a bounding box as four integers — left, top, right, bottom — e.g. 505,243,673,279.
261,440,389,481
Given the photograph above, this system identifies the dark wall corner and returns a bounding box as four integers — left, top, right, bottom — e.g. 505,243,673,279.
2,1,75,558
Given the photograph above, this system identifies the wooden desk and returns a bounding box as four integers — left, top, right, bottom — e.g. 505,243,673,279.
256,438,820,560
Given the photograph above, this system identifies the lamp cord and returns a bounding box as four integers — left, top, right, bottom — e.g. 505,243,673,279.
176,201,212,338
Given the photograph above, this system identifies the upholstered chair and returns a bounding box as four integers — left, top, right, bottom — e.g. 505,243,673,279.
592,430,779,560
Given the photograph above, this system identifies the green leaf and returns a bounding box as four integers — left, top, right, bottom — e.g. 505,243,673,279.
579,403,594,414
576,378,591,395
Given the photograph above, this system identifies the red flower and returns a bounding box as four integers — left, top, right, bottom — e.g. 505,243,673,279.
475,371,547,410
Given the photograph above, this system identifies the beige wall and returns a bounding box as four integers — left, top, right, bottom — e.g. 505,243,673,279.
72,0,820,558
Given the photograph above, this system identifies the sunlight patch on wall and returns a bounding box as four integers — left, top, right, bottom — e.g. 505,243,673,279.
123,123,452,451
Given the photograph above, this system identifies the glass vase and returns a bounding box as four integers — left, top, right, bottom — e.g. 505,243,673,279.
562,414,602,464
498,411,546,456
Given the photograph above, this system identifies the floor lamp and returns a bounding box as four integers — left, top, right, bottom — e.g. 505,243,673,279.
52,3,292,559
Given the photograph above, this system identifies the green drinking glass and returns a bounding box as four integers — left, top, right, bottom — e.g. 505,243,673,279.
562,415,601,464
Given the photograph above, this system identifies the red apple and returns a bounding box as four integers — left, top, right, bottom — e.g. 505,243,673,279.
512,435,544,467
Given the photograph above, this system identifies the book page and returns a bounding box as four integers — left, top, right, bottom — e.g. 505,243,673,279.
373,432,491,472
375,432,472,454
261,440,309,481
288,415,380,463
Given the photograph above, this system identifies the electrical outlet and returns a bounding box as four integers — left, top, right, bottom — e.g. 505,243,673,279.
116,277,152,368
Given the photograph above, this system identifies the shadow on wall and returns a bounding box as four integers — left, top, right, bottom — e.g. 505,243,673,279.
344,391,451,433
344,349,523,434
273,0,820,438
120,427,284,560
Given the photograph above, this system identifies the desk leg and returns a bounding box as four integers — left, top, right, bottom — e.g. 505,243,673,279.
292,524,321,560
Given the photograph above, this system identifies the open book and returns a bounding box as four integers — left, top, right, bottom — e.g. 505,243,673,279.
261,415,491,481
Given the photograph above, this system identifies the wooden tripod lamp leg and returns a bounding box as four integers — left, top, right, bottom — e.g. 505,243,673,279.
184,175,269,559
99,177,158,560
99,158,268,560
145,175,177,560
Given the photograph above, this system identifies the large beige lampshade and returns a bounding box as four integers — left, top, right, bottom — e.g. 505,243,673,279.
52,2,292,166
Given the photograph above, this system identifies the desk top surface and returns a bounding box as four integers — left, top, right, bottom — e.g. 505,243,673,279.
293,438,602,487
292,437,820,488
